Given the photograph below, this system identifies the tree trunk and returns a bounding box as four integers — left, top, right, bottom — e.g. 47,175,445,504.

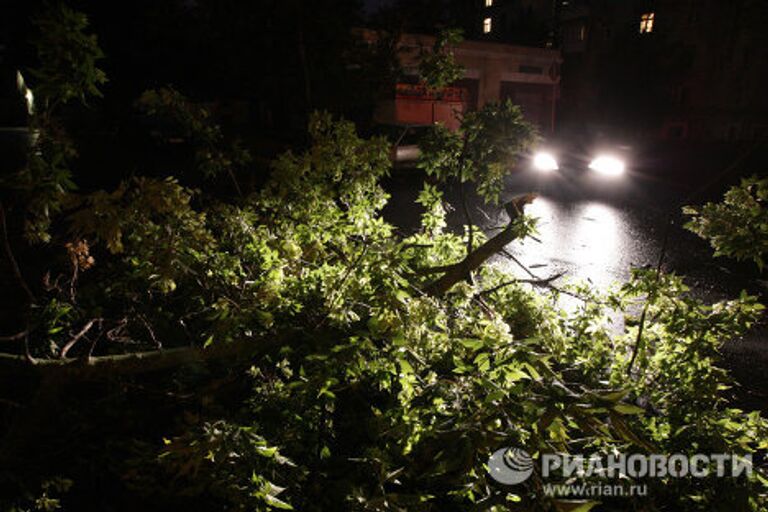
425,194,535,296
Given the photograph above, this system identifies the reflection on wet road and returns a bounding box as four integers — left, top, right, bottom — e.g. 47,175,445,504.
501,196,660,289
383,174,767,411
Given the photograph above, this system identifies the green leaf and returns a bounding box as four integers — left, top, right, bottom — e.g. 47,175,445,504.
473,352,491,372
612,403,646,415
459,338,484,350
553,500,601,512
264,493,294,510
591,389,630,403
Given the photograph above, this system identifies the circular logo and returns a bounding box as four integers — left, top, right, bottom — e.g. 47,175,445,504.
488,447,534,485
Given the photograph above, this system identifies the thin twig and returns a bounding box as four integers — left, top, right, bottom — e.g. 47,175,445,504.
627,220,671,376
59,318,103,359
0,331,29,342
414,263,458,276
316,243,370,329
106,318,137,344
477,271,566,297
0,334,284,378
425,195,536,296
0,201,34,304
23,331,32,362
460,180,475,257
455,133,474,264
500,249,538,279
398,243,434,251
499,249,594,302
227,168,243,197
87,329,103,358
69,258,79,304
392,270,429,299
139,315,162,349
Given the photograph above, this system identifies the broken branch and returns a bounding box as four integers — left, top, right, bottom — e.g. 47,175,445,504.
477,271,566,297
59,318,103,359
0,331,29,342
0,201,34,304
0,334,279,379
425,194,536,296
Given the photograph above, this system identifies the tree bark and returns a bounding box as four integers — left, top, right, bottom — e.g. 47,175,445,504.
0,335,286,468
425,194,535,296
0,335,280,379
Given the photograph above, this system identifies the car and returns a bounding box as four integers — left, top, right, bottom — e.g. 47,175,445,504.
508,127,641,197
0,63,34,177
370,123,434,168
528,135,633,178
373,121,636,185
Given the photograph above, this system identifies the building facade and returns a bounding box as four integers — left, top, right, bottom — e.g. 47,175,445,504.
359,30,562,132
554,0,768,142
650,0,768,142
460,0,768,143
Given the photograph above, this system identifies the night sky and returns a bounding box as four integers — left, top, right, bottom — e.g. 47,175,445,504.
364,0,389,14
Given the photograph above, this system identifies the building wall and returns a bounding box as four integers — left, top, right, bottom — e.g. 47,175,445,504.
468,0,555,47
552,0,768,142
359,30,562,132
654,0,768,142
404,1,768,143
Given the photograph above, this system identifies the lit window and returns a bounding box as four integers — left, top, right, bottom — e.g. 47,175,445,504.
579,24,586,41
485,0,493,6
640,12,655,33
483,17,492,34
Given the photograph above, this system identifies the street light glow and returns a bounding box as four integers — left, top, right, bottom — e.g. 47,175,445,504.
589,155,625,176
533,152,559,172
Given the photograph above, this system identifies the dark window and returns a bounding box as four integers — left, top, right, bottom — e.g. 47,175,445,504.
455,78,480,110
668,125,685,139
688,3,699,24
519,65,543,74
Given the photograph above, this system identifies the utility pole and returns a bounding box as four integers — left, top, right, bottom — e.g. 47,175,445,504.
549,0,562,48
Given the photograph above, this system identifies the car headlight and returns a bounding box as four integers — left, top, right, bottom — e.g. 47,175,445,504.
532,152,559,172
589,155,625,176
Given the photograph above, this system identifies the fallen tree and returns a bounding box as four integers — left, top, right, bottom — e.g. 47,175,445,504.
0,11,766,511
0,336,275,378
425,193,536,296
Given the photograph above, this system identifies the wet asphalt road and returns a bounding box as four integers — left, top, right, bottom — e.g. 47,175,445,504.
383,168,768,412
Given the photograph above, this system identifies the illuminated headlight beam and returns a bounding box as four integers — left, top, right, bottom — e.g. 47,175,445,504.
16,71,34,115
589,155,625,176
532,152,559,172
